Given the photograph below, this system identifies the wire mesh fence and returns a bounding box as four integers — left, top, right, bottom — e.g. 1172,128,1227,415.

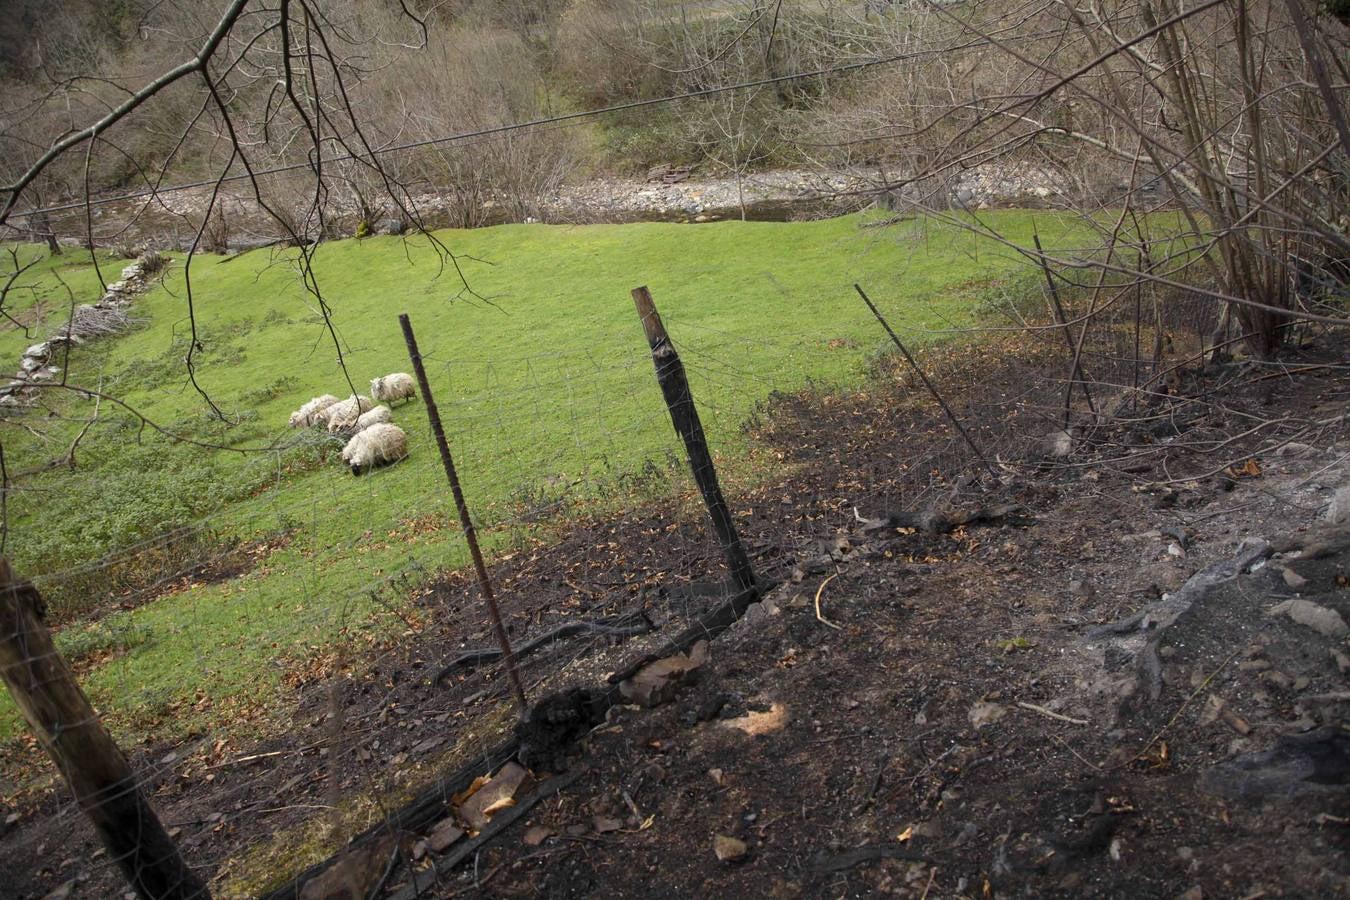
1,246,1343,899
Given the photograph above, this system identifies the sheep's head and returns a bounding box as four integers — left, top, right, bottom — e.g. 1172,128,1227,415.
350,463,365,476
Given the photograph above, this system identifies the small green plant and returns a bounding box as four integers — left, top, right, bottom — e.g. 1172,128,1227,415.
996,637,1036,654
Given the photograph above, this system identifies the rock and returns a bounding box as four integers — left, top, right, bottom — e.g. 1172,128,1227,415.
41,880,75,900
374,217,406,236
426,818,464,852
1331,648,1350,674
1222,707,1251,736
968,701,1006,729
1325,485,1350,524
1199,694,1225,725
1260,670,1294,691
1042,429,1073,457
714,834,748,862
523,825,552,846
738,602,771,628
1282,567,1309,590
1175,887,1203,900
593,815,623,834
299,833,399,900
24,342,49,360
1267,598,1350,638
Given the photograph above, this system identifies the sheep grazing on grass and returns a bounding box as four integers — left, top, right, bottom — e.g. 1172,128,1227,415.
354,405,392,431
341,423,408,475
324,395,376,432
370,372,416,406
289,394,339,428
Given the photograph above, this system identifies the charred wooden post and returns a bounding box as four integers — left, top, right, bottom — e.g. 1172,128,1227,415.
399,313,528,714
630,287,757,595
0,557,208,900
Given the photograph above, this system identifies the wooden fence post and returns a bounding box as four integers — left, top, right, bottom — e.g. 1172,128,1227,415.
0,557,208,899
630,286,757,594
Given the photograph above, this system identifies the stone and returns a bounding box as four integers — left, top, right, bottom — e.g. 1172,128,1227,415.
1042,429,1073,457
968,701,1006,728
374,217,406,236
1282,567,1309,591
426,818,464,852
1325,485,1350,525
714,834,748,862
1267,598,1349,638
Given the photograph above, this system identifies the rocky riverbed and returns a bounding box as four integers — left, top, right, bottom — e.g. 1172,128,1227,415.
8,161,1095,254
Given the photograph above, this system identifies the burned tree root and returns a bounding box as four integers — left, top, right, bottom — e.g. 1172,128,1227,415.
433,611,655,686
857,503,1034,535
1085,540,1272,702
607,582,768,685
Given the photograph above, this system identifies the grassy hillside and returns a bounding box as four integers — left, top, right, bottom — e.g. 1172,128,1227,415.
0,211,1083,744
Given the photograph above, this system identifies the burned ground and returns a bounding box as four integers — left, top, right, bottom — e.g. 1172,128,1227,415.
2,338,1347,899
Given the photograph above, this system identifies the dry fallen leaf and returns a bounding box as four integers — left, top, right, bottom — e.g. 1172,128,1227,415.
896,825,914,843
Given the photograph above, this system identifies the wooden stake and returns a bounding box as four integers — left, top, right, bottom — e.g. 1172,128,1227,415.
0,558,208,899
399,313,527,714
631,287,757,594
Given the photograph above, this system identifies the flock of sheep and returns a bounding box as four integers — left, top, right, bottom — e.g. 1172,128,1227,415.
288,373,417,475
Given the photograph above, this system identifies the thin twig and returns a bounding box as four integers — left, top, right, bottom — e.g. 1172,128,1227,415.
1017,702,1088,726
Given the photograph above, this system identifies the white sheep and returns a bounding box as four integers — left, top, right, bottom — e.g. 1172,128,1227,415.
289,394,339,428
370,372,416,406
354,405,392,431
324,394,376,432
341,423,408,475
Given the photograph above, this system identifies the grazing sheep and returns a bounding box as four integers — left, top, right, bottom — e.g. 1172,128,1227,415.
354,405,392,431
324,395,376,432
289,394,339,428
341,423,408,475
370,372,416,406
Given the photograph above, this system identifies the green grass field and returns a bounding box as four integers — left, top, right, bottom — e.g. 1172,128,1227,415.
0,211,1086,745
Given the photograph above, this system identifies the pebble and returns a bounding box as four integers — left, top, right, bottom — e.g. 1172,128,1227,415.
714,834,747,862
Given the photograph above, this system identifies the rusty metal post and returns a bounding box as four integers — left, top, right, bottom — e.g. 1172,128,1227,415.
854,284,999,481
399,313,527,713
